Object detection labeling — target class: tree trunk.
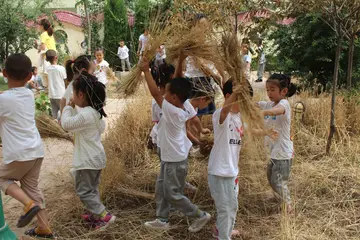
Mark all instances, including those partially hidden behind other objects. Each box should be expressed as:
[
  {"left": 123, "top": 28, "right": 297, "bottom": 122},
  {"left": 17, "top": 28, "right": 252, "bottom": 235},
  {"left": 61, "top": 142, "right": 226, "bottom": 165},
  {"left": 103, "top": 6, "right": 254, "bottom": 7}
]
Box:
[
  {"left": 346, "top": 34, "right": 355, "bottom": 89},
  {"left": 326, "top": 33, "right": 342, "bottom": 154},
  {"left": 84, "top": 0, "right": 92, "bottom": 55}
]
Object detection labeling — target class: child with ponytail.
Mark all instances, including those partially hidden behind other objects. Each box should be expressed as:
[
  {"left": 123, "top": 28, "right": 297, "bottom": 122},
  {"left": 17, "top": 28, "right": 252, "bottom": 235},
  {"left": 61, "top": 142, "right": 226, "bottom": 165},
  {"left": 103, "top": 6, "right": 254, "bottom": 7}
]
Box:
[
  {"left": 60, "top": 55, "right": 94, "bottom": 114},
  {"left": 258, "top": 73, "right": 297, "bottom": 213},
  {"left": 61, "top": 72, "right": 115, "bottom": 229}
]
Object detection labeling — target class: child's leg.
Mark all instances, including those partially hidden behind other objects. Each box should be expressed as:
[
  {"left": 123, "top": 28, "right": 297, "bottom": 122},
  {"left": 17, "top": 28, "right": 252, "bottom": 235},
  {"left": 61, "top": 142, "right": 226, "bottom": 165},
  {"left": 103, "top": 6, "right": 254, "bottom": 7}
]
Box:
[
  {"left": 208, "top": 175, "right": 238, "bottom": 240},
  {"left": 121, "top": 59, "right": 126, "bottom": 72},
  {"left": 163, "top": 160, "right": 200, "bottom": 217},
  {"left": 74, "top": 170, "right": 106, "bottom": 216},
  {"left": 155, "top": 161, "right": 170, "bottom": 220},
  {"left": 50, "top": 99, "right": 60, "bottom": 119},
  {"left": 267, "top": 159, "right": 292, "bottom": 205},
  {"left": 126, "top": 57, "right": 131, "bottom": 70}
]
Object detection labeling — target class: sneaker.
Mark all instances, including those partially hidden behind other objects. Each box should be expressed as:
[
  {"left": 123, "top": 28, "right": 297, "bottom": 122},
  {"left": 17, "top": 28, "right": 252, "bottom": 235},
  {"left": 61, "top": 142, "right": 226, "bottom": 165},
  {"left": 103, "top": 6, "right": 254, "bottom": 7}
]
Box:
[
  {"left": 92, "top": 213, "right": 116, "bottom": 230},
  {"left": 255, "top": 78, "right": 263, "bottom": 83},
  {"left": 185, "top": 182, "right": 198, "bottom": 192},
  {"left": 188, "top": 212, "right": 211, "bottom": 233},
  {"left": 81, "top": 211, "right": 93, "bottom": 222},
  {"left": 144, "top": 219, "right": 170, "bottom": 230}
]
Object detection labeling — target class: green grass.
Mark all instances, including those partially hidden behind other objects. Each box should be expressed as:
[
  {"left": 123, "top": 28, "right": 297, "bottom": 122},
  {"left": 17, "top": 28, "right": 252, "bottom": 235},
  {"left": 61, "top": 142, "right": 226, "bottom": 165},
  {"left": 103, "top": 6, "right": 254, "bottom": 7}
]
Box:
[{"left": 0, "top": 77, "right": 8, "bottom": 91}]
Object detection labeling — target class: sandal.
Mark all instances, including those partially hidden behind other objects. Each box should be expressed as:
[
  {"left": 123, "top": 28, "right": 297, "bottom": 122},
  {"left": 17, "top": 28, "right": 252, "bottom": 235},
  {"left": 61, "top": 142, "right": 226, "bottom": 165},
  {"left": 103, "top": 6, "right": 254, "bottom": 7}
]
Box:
[
  {"left": 17, "top": 205, "right": 41, "bottom": 228},
  {"left": 25, "top": 227, "right": 54, "bottom": 239}
]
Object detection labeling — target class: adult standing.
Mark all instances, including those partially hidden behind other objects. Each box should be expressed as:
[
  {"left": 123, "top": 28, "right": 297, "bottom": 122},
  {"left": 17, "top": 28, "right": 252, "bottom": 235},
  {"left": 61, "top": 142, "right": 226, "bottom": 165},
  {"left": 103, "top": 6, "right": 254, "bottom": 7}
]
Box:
[
  {"left": 137, "top": 29, "right": 150, "bottom": 59},
  {"left": 35, "top": 19, "right": 56, "bottom": 88},
  {"left": 255, "top": 40, "right": 266, "bottom": 83}
]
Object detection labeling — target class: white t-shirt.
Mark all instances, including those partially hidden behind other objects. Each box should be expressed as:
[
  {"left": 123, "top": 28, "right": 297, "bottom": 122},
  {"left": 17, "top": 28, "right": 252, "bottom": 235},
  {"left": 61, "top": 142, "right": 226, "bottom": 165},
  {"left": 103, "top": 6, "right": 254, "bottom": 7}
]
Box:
[
  {"left": 47, "top": 65, "right": 66, "bottom": 99},
  {"left": 0, "top": 88, "right": 44, "bottom": 164},
  {"left": 158, "top": 99, "right": 197, "bottom": 162},
  {"left": 244, "top": 55, "right": 252, "bottom": 64},
  {"left": 118, "top": 46, "right": 129, "bottom": 60},
  {"left": 185, "top": 57, "right": 205, "bottom": 78},
  {"left": 139, "top": 34, "right": 149, "bottom": 52},
  {"left": 258, "top": 99, "right": 294, "bottom": 160},
  {"left": 94, "top": 60, "right": 110, "bottom": 85},
  {"left": 208, "top": 109, "right": 243, "bottom": 177},
  {"left": 156, "top": 45, "right": 166, "bottom": 60},
  {"left": 61, "top": 106, "right": 106, "bottom": 170},
  {"left": 150, "top": 99, "right": 163, "bottom": 145}
]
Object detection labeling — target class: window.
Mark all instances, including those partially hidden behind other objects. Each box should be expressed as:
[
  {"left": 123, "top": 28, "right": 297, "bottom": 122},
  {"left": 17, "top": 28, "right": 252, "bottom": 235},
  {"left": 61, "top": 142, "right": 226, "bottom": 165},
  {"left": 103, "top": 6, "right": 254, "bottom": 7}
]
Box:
[{"left": 54, "top": 30, "right": 68, "bottom": 44}]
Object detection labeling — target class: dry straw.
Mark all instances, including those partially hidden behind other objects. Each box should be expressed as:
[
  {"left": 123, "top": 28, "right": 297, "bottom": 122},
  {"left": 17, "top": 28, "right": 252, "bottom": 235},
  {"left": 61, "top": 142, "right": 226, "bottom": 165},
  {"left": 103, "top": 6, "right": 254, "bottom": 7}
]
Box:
[{"left": 35, "top": 113, "right": 72, "bottom": 141}]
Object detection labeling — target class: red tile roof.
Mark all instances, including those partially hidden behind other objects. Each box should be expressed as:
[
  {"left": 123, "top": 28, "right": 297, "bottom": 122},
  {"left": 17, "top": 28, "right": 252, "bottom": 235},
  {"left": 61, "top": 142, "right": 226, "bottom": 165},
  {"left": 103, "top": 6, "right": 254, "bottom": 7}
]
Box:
[{"left": 53, "top": 10, "right": 83, "bottom": 27}]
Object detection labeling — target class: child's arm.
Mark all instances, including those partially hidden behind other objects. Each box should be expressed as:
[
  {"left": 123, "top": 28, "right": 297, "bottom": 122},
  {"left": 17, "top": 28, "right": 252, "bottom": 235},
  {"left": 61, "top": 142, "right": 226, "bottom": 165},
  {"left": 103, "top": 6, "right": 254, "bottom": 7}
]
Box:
[
  {"left": 262, "top": 104, "right": 286, "bottom": 117},
  {"left": 140, "top": 59, "right": 163, "bottom": 107},
  {"left": 175, "top": 53, "right": 186, "bottom": 78},
  {"left": 61, "top": 103, "right": 88, "bottom": 132},
  {"left": 251, "top": 128, "right": 279, "bottom": 140},
  {"left": 219, "top": 85, "right": 240, "bottom": 124},
  {"left": 186, "top": 120, "right": 202, "bottom": 145},
  {"left": 190, "top": 116, "right": 211, "bottom": 134}
]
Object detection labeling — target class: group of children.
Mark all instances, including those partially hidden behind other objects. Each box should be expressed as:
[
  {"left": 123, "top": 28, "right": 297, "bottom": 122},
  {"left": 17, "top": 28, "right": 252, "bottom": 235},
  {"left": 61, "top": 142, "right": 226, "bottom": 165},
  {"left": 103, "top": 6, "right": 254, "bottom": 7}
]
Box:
[{"left": 0, "top": 16, "right": 295, "bottom": 240}]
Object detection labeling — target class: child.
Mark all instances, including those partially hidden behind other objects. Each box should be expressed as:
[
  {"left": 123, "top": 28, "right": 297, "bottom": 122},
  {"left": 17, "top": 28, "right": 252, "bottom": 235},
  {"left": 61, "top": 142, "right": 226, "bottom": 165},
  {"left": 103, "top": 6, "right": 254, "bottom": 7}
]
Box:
[
  {"left": 141, "top": 59, "right": 211, "bottom": 232},
  {"left": 258, "top": 74, "right": 296, "bottom": 213},
  {"left": 242, "top": 44, "right": 252, "bottom": 82},
  {"left": 60, "top": 55, "right": 94, "bottom": 114},
  {"left": 117, "top": 40, "right": 131, "bottom": 72},
  {"left": 255, "top": 40, "right": 266, "bottom": 83},
  {"left": 0, "top": 53, "right": 53, "bottom": 238},
  {"left": 137, "top": 29, "right": 150, "bottom": 57},
  {"left": 208, "top": 80, "right": 243, "bottom": 240},
  {"left": 31, "top": 66, "right": 43, "bottom": 89},
  {"left": 61, "top": 72, "right": 116, "bottom": 229},
  {"left": 94, "top": 48, "right": 110, "bottom": 86},
  {"left": 46, "top": 50, "right": 66, "bottom": 120}
]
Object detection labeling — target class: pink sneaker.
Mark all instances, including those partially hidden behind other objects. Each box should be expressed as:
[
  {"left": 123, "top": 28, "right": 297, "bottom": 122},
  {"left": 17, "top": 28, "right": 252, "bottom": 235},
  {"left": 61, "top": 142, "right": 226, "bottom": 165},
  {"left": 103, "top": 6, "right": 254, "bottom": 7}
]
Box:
[
  {"left": 81, "top": 212, "right": 93, "bottom": 222},
  {"left": 92, "top": 213, "right": 116, "bottom": 230}
]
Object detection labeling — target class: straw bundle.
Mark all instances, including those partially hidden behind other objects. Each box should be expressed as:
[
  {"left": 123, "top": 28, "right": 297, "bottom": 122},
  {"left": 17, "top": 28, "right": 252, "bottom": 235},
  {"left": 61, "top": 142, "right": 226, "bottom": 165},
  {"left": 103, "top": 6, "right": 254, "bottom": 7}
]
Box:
[
  {"left": 119, "top": 15, "right": 171, "bottom": 97},
  {"left": 36, "top": 113, "right": 72, "bottom": 141}
]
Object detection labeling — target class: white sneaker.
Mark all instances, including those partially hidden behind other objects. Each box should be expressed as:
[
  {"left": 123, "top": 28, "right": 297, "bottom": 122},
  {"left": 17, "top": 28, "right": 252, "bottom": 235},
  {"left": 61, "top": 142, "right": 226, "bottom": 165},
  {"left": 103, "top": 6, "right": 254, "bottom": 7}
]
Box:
[
  {"left": 144, "top": 219, "right": 170, "bottom": 230},
  {"left": 188, "top": 212, "right": 211, "bottom": 233}
]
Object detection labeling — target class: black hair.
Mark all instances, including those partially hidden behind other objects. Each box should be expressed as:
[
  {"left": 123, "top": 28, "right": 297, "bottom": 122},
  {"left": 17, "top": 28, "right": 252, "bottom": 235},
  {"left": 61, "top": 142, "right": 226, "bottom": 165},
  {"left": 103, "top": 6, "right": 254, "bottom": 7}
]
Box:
[
  {"left": 73, "top": 72, "right": 107, "bottom": 119},
  {"left": 66, "top": 55, "right": 92, "bottom": 82},
  {"left": 267, "top": 73, "right": 297, "bottom": 97},
  {"left": 150, "top": 60, "right": 175, "bottom": 89},
  {"left": 190, "top": 13, "right": 207, "bottom": 27},
  {"left": 95, "top": 48, "right": 104, "bottom": 54},
  {"left": 5, "top": 53, "right": 32, "bottom": 81},
  {"left": 45, "top": 50, "right": 57, "bottom": 63},
  {"left": 32, "top": 66, "right": 37, "bottom": 73},
  {"left": 222, "top": 79, "right": 254, "bottom": 98},
  {"left": 40, "top": 19, "right": 54, "bottom": 36},
  {"left": 168, "top": 77, "right": 192, "bottom": 103}
]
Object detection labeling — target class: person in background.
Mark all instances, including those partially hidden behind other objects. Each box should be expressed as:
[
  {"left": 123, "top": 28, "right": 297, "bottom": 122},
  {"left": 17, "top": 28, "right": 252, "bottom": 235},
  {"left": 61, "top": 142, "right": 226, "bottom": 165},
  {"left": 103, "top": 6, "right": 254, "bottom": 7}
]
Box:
[
  {"left": 118, "top": 40, "right": 131, "bottom": 72},
  {"left": 258, "top": 74, "right": 297, "bottom": 213},
  {"left": 94, "top": 48, "right": 110, "bottom": 86},
  {"left": 61, "top": 72, "right": 116, "bottom": 229},
  {"left": 46, "top": 50, "right": 66, "bottom": 121},
  {"left": 256, "top": 40, "right": 266, "bottom": 83},
  {"left": 137, "top": 29, "right": 150, "bottom": 58},
  {"left": 0, "top": 53, "right": 54, "bottom": 238},
  {"left": 242, "top": 44, "right": 252, "bottom": 82},
  {"left": 141, "top": 58, "right": 211, "bottom": 232},
  {"left": 29, "top": 67, "right": 43, "bottom": 90},
  {"left": 155, "top": 44, "right": 166, "bottom": 67}
]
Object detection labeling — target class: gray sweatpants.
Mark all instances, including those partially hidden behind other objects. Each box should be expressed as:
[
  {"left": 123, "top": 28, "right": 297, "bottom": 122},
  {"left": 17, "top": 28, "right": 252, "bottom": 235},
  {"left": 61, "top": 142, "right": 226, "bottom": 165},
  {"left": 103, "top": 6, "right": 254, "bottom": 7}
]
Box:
[
  {"left": 121, "top": 57, "right": 131, "bottom": 71},
  {"left": 74, "top": 169, "right": 106, "bottom": 216},
  {"left": 257, "top": 62, "right": 266, "bottom": 80},
  {"left": 208, "top": 175, "right": 239, "bottom": 240},
  {"left": 50, "top": 98, "right": 60, "bottom": 120},
  {"left": 156, "top": 160, "right": 199, "bottom": 219},
  {"left": 267, "top": 159, "right": 292, "bottom": 204}
]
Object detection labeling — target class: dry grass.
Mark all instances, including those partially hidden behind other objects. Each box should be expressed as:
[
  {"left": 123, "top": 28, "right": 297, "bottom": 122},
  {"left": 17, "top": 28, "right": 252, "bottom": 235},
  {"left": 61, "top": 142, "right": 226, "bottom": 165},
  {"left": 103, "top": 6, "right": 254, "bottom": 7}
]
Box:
[
  {"left": 35, "top": 113, "right": 72, "bottom": 141},
  {"left": 44, "top": 87, "right": 360, "bottom": 239}
]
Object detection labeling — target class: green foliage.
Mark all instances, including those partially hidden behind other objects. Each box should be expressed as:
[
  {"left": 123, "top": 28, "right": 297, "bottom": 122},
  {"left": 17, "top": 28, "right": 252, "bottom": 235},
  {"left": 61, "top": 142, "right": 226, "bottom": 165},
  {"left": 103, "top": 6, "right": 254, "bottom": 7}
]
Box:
[
  {"left": 269, "top": 13, "right": 360, "bottom": 90},
  {"left": 104, "top": 0, "right": 131, "bottom": 67},
  {"left": 134, "top": 0, "right": 150, "bottom": 43},
  {"left": 35, "top": 92, "right": 51, "bottom": 116}
]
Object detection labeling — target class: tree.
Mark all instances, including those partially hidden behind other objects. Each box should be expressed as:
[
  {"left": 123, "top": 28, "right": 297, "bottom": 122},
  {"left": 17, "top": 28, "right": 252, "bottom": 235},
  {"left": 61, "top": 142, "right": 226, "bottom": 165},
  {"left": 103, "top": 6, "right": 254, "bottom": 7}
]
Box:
[
  {"left": 134, "top": 0, "right": 150, "bottom": 41},
  {"left": 104, "top": 0, "right": 131, "bottom": 67},
  {"left": 0, "top": 0, "right": 53, "bottom": 64}
]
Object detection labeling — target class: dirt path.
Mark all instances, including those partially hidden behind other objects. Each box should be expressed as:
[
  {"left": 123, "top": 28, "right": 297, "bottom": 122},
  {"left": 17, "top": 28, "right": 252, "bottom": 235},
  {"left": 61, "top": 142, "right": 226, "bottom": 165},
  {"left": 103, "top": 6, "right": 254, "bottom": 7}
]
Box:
[{"left": 2, "top": 98, "right": 126, "bottom": 239}]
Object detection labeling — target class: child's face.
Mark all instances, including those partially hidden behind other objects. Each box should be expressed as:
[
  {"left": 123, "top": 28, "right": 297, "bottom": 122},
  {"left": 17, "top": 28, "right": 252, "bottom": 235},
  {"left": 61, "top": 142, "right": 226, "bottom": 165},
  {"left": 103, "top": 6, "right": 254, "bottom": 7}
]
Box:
[
  {"left": 33, "top": 68, "right": 38, "bottom": 75},
  {"left": 266, "top": 81, "right": 287, "bottom": 102},
  {"left": 95, "top": 51, "right": 104, "bottom": 62},
  {"left": 120, "top": 41, "right": 124, "bottom": 47},
  {"left": 198, "top": 97, "right": 212, "bottom": 110},
  {"left": 144, "top": 30, "right": 149, "bottom": 35}
]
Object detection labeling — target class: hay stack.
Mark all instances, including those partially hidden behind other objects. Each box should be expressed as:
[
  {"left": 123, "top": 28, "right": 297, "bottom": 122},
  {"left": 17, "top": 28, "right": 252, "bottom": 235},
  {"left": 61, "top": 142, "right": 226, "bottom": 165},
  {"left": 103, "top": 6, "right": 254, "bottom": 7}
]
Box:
[{"left": 36, "top": 113, "right": 72, "bottom": 141}]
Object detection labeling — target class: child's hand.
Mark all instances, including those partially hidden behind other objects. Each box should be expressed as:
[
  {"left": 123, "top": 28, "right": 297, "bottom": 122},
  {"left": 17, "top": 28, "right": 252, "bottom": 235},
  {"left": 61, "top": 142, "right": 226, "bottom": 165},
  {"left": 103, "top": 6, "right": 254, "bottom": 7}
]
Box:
[
  {"left": 140, "top": 58, "right": 150, "bottom": 73},
  {"left": 68, "top": 99, "right": 75, "bottom": 108},
  {"left": 201, "top": 128, "right": 211, "bottom": 135},
  {"left": 266, "top": 128, "right": 279, "bottom": 140}
]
